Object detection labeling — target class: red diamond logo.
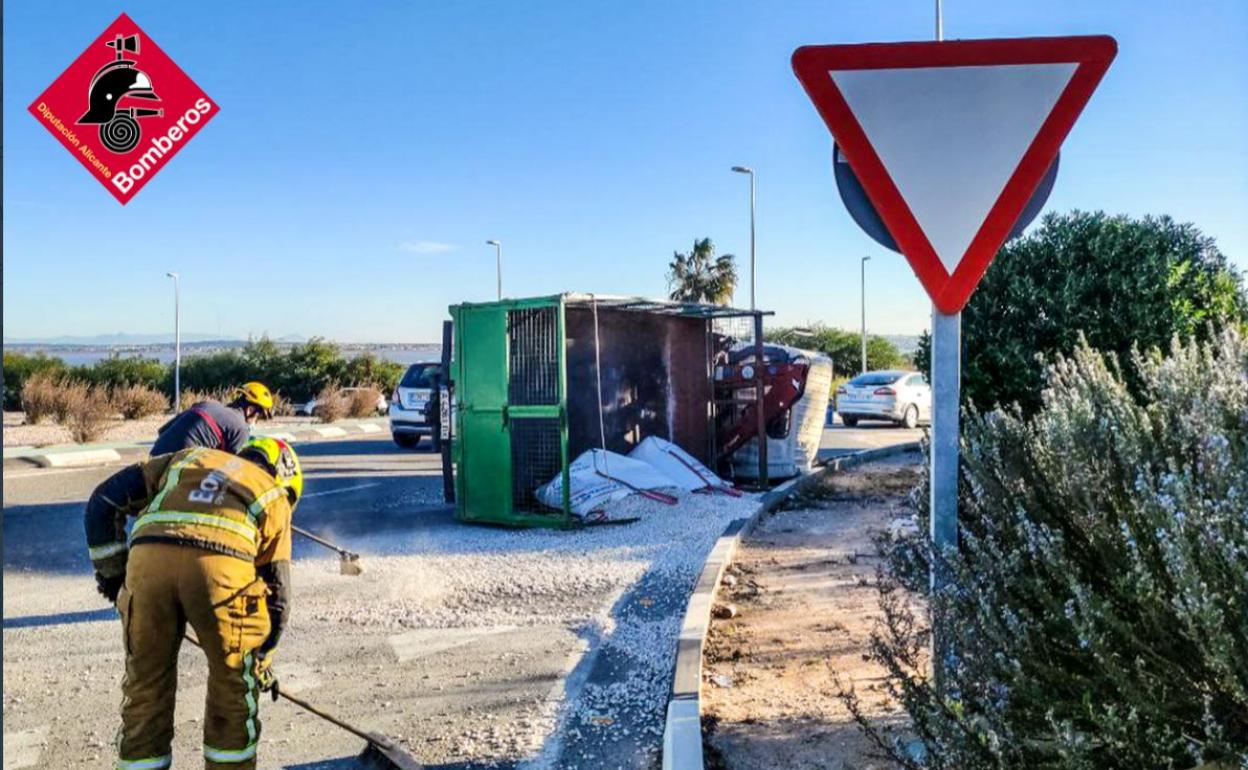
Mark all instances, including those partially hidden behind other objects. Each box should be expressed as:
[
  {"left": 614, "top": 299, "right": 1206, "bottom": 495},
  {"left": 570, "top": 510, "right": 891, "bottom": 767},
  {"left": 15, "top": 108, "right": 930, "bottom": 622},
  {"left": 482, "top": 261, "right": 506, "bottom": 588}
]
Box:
[{"left": 28, "top": 13, "right": 218, "bottom": 205}]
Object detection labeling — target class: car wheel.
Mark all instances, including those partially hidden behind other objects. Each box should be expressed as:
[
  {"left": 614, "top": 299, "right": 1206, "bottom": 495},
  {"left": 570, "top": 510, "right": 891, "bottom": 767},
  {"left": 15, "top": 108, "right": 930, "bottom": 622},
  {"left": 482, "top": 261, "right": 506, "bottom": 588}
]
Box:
[
  {"left": 393, "top": 433, "right": 419, "bottom": 449},
  {"left": 841, "top": 415, "right": 859, "bottom": 427},
  {"left": 901, "top": 405, "right": 919, "bottom": 429}
]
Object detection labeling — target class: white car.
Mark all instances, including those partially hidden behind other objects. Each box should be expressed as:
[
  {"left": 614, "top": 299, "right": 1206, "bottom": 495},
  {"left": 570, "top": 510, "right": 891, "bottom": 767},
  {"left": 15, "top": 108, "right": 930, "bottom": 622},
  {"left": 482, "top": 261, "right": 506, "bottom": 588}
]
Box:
[
  {"left": 836, "top": 370, "right": 931, "bottom": 428},
  {"left": 389, "top": 362, "right": 440, "bottom": 449},
  {"left": 295, "top": 387, "right": 389, "bottom": 417}
]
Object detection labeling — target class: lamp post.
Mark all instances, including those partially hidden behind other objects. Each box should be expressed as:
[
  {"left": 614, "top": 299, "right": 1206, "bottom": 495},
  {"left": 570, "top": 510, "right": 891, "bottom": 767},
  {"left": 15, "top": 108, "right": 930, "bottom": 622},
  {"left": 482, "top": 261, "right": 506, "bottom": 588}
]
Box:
[
  {"left": 860, "top": 256, "right": 871, "bottom": 374},
  {"left": 486, "top": 240, "right": 502, "bottom": 300},
  {"left": 730, "top": 166, "right": 756, "bottom": 310},
  {"left": 166, "top": 272, "right": 181, "bottom": 411}
]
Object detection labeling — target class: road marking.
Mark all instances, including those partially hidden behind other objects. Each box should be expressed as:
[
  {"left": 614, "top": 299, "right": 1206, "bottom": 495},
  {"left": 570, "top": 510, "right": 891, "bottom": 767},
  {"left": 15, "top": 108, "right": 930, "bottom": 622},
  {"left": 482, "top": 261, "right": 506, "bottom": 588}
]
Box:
[
  {"left": 388, "top": 625, "right": 518, "bottom": 662},
  {"left": 301, "top": 482, "right": 382, "bottom": 499}
]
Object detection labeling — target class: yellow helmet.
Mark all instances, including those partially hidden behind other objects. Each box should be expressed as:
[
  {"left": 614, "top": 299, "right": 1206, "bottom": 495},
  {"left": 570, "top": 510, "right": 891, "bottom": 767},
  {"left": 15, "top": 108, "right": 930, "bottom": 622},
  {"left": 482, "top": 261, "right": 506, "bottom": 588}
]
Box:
[
  {"left": 233, "top": 381, "right": 275, "bottom": 418},
  {"left": 243, "top": 436, "right": 303, "bottom": 507}
]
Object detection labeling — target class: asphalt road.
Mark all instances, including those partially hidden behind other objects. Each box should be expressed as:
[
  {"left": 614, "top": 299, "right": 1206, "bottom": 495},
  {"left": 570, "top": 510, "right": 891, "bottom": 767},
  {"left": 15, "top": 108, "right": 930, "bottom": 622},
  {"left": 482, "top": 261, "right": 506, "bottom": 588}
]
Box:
[
  {"left": 2, "top": 425, "right": 920, "bottom": 769},
  {"left": 3, "top": 436, "right": 448, "bottom": 575}
]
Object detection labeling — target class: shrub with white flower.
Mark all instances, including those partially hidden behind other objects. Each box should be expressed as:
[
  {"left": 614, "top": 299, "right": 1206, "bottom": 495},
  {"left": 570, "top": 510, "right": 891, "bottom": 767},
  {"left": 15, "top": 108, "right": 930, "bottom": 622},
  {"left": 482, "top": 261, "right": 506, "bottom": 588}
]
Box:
[{"left": 863, "top": 329, "right": 1248, "bottom": 769}]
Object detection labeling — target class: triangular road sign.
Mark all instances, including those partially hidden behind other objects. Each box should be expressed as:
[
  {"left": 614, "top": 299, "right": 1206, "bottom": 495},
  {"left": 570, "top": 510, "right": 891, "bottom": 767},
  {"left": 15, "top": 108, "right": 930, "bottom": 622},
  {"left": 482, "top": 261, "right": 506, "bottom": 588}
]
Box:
[{"left": 793, "top": 36, "right": 1116, "bottom": 313}]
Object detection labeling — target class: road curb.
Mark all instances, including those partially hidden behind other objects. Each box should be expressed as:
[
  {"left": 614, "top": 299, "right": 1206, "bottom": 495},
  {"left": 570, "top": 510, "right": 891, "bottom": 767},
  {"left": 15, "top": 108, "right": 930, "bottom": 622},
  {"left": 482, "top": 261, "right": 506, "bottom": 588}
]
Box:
[
  {"left": 660, "top": 441, "right": 922, "bottom": 770},
  {"left": 31, "top": 448, "right": 125, "bottom": 469},
  {"left": 3, "top": 419, "right": 390, "bottom": 471}
]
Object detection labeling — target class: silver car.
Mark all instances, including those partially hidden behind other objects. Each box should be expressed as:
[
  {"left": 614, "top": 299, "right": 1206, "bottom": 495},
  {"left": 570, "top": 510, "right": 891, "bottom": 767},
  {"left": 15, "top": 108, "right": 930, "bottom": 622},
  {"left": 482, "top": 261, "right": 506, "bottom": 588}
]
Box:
[{"left": 836, "top": 370, "right": 931, "bottom": 428}]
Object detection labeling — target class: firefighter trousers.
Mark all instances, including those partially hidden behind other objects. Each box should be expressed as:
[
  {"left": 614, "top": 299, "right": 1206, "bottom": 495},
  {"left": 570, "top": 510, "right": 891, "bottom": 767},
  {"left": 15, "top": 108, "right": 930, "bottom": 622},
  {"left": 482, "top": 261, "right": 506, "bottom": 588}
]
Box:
[{"left": 115, "top": 542, "right": 271, "bottom": 770}]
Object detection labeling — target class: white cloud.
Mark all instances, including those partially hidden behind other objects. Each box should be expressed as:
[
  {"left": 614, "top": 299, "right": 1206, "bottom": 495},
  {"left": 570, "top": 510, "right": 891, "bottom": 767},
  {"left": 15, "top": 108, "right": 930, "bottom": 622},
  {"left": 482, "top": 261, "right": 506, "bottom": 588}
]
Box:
[{"left": 397, "top": 240, "right": 458, "bottom": 254}]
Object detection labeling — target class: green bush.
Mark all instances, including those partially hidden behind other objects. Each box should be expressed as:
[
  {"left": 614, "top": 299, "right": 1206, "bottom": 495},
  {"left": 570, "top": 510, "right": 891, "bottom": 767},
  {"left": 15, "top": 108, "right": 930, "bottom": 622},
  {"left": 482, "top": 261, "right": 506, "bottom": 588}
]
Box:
[
  {"left": 864, "top": 330, "right": 1248, "bottom": 769},
  {"left": 78, "top": 355, "right": 168, "bottom": 392},
  {"left": 767, "top": 324, "right": 908, "bottom": 377},
  {"left": 915, "top": 210, "right": 1247, "bottom": 414},
  {"left": 3, "top": 352, "right": 69, "bottom": 411},
  {"left": 6, "top": 338, "right": 408, "bottom": 413}
]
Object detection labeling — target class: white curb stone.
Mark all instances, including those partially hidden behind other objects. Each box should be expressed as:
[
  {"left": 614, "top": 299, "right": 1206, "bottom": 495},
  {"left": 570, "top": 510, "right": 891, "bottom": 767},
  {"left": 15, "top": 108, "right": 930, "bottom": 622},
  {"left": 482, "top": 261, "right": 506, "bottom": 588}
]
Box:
[
  {"left": 311, "top": 426, "right": 348, "bottom": 438},
  {"left": 34, "top": 449, "right": 123, "bottom": 468}
]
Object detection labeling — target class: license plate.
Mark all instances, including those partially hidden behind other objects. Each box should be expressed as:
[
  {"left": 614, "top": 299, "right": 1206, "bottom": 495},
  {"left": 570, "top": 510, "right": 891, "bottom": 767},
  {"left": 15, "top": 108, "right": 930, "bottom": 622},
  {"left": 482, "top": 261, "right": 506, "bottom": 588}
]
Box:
[{"left": 439, "top": 386, "right": 451, "bottom": 440}]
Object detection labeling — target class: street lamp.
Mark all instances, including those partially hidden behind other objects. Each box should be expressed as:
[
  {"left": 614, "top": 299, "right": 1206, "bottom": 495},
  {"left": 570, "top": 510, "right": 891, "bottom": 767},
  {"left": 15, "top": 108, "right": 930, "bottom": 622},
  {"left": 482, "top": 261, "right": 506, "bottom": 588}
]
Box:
[
  {"left": 166, "top": 272, "right": 181, "bottom": 411},
  {"left": 860, "top": 256, "right": 871, "bottom": 374},
  {"left": 486, "top": 240, "right": 502, "bottom": 300},
  {"left": 731, "top": 166, "right": 756, "bottom": 310}
]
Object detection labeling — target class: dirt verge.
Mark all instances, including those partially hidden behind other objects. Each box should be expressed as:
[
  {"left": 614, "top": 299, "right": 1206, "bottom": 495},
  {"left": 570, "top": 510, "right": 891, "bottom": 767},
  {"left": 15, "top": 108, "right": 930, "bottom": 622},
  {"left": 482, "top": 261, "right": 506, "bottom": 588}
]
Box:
[{"left": 701, "top": 454, "right": 925, "bottom": 770}]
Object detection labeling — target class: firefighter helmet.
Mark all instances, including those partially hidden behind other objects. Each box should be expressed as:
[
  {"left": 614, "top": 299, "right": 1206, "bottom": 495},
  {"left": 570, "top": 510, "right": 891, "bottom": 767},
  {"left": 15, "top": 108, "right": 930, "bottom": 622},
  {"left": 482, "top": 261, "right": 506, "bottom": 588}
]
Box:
[
  {"left": 232, "top": 382, "right": 275, "bottom": 419},
  {"left": 242, "top": 437, "right": 303, "bottom": 507}
]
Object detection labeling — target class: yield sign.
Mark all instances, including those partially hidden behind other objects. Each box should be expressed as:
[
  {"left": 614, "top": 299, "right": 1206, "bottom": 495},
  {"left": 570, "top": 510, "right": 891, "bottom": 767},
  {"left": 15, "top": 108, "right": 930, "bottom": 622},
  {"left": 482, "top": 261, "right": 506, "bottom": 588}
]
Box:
[{"left": 793, "top": 36, "right": 1116, "bottom": 313}]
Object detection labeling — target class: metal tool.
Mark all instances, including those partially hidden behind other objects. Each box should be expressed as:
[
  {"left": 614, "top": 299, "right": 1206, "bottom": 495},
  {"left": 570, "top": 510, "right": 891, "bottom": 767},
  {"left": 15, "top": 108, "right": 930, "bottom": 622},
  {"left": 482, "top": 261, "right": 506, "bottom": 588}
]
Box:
[
  {"left": 293, "top": 525, "right": 363, "bottom": 576},
  {"left": 183, "top": 635, "right": 421, "bottom": 769}
]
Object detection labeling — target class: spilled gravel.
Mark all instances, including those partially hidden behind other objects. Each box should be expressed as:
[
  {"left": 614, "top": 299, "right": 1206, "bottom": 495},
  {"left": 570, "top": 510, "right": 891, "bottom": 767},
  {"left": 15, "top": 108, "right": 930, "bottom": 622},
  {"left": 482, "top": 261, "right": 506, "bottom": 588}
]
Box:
[
  {"left": 3, "top": 481, "right": 759, "bottom": 769},
  {"left": 299, "top": 488, "right": 761, "bottom": 768}
]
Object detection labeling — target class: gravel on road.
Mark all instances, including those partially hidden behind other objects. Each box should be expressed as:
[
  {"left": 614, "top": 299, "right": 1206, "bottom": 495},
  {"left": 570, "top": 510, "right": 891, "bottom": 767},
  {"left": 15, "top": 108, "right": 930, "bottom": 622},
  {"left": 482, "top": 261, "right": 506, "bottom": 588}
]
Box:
[{"left": 3, "top": 482, "right": 760, "bottom": 769}]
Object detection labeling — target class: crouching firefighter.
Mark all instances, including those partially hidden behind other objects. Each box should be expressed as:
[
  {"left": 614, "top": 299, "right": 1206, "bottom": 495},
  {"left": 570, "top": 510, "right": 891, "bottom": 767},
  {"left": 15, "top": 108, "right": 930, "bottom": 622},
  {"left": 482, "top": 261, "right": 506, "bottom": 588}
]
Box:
[
  {"left": 151, "top": 381, "right": 276, "bottom": 456},
  {"left": 85, "top": 437, "right": 303, "bottom": 770}
]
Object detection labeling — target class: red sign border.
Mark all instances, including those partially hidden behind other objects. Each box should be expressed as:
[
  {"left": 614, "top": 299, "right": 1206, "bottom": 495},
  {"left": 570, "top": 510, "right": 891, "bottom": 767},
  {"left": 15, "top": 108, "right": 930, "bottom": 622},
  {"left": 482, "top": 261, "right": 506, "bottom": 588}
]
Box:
[{"left": 793, "top": 36, "right": 1117, "bottom": 313}]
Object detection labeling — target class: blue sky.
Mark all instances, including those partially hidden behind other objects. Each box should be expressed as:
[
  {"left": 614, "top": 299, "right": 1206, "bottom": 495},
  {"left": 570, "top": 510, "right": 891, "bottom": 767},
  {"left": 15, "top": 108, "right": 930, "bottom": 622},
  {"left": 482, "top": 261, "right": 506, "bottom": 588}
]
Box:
[{"left": 4, "top": 0, "right": 1246, "bottom": 343}]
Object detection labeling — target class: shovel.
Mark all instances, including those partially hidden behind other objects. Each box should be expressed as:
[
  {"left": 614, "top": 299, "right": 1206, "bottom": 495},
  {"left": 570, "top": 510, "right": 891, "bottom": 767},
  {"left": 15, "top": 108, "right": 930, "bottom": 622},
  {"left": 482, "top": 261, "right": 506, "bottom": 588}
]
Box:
[
  {"left": 184, "top": 635, "right": 422, "bottom": 769},
  {"left": 293, "top": 525, "right": 364, "bottom": 575}
]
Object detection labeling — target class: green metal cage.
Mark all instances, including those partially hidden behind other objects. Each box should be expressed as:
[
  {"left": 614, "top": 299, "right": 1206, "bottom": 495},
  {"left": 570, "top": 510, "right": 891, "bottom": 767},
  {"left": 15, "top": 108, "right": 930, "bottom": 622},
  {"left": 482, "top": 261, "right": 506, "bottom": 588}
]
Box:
[{"left": 449, "top": 293, "right": 770, "bottom": 529}]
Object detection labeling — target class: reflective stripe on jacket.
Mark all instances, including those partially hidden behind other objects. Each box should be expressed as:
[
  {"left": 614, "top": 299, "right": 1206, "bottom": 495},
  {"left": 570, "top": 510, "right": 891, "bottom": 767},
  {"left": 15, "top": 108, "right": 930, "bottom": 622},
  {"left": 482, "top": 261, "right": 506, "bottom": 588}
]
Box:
[{"left": 129, "top": 448, "right": 292, "bottom": 564}]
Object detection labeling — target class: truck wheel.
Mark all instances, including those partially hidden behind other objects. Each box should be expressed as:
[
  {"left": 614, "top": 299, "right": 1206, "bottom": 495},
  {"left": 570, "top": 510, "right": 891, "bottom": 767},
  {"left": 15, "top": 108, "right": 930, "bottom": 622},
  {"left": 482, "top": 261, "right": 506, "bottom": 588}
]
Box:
[
  {"left": 393, "top": 433, "right": 419, "bottom": 449},
  {"left": 841, "top": 415, "right": 859, "bottom": 427}
]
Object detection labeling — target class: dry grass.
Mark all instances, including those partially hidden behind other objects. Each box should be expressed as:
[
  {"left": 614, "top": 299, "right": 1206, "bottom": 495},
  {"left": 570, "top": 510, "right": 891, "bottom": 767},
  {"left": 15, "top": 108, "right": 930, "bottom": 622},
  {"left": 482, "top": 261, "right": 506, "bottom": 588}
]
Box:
[
  {"left": 20, "top": 373, "right": 62, "bottom": 424},
  {"left": 54, "top": 381, "right": 93, "bottom": 424},
  {"left": 270, "top": 391, "right": 295, "bottom": 418},
  {"left": 111, "top": 383, "right": 169, "bottom": 420},
  {"left": 346, "top": 386, "right": 382, "bottom": 418},
  {"left": 312, "top": 384, "right": 348, "bottom": 423},
  {"left": 178, "top": 388, "right": 229, "bottom": 412},
  {"left": 66, "top": 387, "right": 114, "bottom": 443}
]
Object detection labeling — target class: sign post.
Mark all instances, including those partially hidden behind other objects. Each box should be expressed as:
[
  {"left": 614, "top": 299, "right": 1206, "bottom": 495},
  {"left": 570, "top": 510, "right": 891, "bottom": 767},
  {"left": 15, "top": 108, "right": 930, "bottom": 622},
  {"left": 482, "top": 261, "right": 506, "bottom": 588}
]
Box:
[{"left": 792, "top": 33, "right": 1115, "bottom": 686}]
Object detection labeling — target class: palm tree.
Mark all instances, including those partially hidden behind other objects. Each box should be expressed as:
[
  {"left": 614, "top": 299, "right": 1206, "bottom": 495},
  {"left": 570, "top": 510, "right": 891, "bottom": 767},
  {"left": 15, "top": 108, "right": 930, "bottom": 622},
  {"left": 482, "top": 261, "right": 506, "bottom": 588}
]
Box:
[{"left": 667, "top": 238, "right": 738, "bottom": 305}]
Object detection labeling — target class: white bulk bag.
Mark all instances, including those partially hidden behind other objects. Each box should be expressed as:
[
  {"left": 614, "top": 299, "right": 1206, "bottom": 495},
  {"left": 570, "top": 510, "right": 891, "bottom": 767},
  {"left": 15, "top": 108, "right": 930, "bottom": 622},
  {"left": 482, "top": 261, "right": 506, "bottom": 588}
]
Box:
[
  {"left": 538, "top": 448, "right": 678, "bottom": 515},
  {"left": 627, "top": 437, "right": 736, "bottom": 494}
]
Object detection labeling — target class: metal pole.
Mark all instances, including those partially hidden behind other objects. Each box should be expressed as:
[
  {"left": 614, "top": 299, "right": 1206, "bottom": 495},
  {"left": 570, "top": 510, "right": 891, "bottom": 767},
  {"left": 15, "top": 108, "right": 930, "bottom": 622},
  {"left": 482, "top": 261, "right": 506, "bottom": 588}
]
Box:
[
  {"left": 860, "top": 256, "right": 870, "bottom": 373},
  {"left": 167, "top": 272, "right": 180, "bottom": 411},
  {"left": 929, "top": 308, "right": 959, "bottom": 681},
  {"left": 753, "top": 312, "right": 767, "bottom": 487},
  {"left": 486, "top": 240, "right": 502, "bottom": 300},
  {"left": 930, "top": 0, "right": 955, "bottom": 693},
  {"left": 749, "top": 171, "right": 756, "bottom": 311},
  {"left": 731, "top": 166, "right": 756, "bottom": 310}
]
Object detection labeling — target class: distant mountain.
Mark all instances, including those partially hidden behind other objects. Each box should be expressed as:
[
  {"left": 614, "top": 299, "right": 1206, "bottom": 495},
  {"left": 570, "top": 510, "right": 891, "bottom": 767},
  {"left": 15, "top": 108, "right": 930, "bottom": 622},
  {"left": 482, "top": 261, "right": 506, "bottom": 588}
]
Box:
[{"left": 4, "top": 333, "right": 240, "bottom": 346}]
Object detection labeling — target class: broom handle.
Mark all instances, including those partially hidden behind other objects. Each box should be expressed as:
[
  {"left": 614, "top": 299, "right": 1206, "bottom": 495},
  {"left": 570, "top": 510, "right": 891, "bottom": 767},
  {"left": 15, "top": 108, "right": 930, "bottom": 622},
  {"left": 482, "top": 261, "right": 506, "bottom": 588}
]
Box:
[
  {"left": 183, "top": 635, "right": 374, "bottom": 743},
  {"left": 270, "top": 688, "right": 375, "bottom": 743},
  {"left": 292, "top": 525, "right": 353, "bottom": 557}
]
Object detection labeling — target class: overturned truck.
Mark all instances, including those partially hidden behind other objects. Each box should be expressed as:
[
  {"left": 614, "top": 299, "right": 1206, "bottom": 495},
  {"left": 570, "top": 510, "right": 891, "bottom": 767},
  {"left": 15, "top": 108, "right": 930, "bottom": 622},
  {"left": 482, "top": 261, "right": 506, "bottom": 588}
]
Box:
[{"left": 440, "top": 294, "right": 830, "bottom": 528}]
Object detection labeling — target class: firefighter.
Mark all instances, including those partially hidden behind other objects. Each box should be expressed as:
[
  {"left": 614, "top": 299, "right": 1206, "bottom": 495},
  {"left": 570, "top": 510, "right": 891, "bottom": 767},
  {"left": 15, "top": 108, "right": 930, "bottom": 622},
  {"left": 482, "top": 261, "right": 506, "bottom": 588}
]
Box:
[
  {"left": 151, "top": 382, "right": 275, "bottom": 456},
  {"left": 86, "top": 436, "right": 302, "bottom": 770}
]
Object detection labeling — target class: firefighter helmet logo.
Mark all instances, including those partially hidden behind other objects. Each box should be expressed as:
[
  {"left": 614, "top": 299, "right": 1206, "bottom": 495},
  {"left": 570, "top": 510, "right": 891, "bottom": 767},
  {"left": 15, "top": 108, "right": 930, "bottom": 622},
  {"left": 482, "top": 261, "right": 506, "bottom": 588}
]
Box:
[
  {"left": 77, "top": 34, "right": 164, "bottom": 154},
  {"left": 28, "top": 13, "right": 218, "bottom": 204}
]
